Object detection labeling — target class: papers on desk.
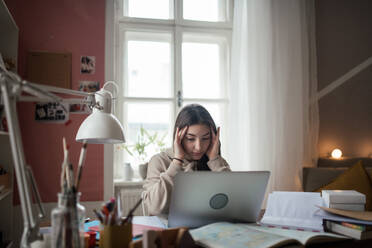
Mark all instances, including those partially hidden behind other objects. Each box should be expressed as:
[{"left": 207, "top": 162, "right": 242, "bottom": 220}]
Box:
[
  {"left": 132, "top": 216, "right": 166, "bottom": 237},
  {"left": 132, "top": 216, "right": 167, "bottom": 228},
  {"left": 260, "top": 192, "right": 324, "bottom": 231},
  {"left": 84, "top": 216, "right": 166, "bottom": 240}
]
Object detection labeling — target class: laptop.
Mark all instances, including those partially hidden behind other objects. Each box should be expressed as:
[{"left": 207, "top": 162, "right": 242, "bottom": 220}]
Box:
[{"left": 168, "top": 171, "right": 270, "bottom": 228}]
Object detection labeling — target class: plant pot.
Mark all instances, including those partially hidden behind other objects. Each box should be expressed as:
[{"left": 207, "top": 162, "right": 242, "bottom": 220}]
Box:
[{"left": 138, "top": 163, "right": 148, "bottom": 180}]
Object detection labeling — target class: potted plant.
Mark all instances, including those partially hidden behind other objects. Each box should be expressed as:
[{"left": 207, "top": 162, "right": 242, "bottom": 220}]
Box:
[{"left": 117, "top": 126, "right": 167, "bottom": 179}]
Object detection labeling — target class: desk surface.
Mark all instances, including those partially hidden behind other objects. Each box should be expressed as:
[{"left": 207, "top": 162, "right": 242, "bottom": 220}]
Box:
[{"left": 306, "top": 239, "right": 372, "bottom": 248}]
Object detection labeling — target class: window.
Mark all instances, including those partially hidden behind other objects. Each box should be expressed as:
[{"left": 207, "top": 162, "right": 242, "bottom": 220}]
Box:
[{"left": 112, "top": 0, "right": 233, "bottom": 179}]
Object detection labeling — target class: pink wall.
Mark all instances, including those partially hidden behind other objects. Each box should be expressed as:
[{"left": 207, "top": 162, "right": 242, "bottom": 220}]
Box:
[{"left": 5, "top": 0, "right": 106, "bottom": 202}]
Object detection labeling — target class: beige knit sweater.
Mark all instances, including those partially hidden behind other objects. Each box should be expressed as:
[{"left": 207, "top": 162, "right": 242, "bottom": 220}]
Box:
[{"left": 142, "top": 148, "right": 230, "bottom": 216}]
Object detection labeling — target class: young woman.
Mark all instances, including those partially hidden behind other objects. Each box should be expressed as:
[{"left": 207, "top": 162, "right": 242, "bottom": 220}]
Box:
[{"left": 142, "top": 104, "right": 230, "bottom": 215}]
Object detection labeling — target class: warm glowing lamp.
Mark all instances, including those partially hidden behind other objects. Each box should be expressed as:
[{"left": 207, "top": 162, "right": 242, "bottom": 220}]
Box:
[{"left": 331, "top": 148, "right": 342, "bottom": 159}]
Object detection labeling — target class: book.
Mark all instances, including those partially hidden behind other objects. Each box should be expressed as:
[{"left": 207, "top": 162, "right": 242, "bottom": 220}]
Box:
[
  {"left": 329, "top": 202, "right": 365, "bottom": 211},
  {"left": 189, "top": 222, "right": 346, "bottom": 248},
  {"left": 341, "top": 222, "right": 372, "bottom": 231},
  {"left": 322, "top": 190, "right": 366, "bottom": 205},
  {"left": 324, "top": 220, "right": 372, "bottom": 240}
]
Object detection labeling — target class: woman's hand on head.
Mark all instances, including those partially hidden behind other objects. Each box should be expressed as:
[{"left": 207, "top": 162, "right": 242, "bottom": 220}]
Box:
[
  {"left": 174, "top": 126, "right": 188, "bottom": 161},
  {"left": 206, "top": 127, "right": 220, "bottom": 161}
]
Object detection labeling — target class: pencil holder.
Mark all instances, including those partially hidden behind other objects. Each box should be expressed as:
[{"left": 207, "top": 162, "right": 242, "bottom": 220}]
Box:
[
  {"left": 99, "top": 222, "right": 132, "bottom": 248},
  {"left": 51, "top": 192, "right": 86, "bottom": 248}
]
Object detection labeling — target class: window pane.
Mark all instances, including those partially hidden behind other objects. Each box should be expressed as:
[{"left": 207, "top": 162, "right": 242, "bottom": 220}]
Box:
[
  {"left": 183, "top": 0, "right": 228, "bottom": 22},
  {"left": 182, "top": 42, "right": 222, "bottom": 99},
  {"left": 126, "top": 33, "right": 172, "bottom": 98},
  {"left": 125, "top": 0, "right": 172, "bottom": 19},
  {"left": 122, "top": 102, "right": 172, "bottom": 168}
]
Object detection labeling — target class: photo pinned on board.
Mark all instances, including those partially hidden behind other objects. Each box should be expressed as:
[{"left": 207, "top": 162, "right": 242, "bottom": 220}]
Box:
[
  {"left": 35, "top": 102, "right": 69, "bottom": 123},
  {"left": 78, "top": 80, "right": 100, "bottom": 93},
  {"left": 80, "top": 56, "right": 95, "bottom": 74}
]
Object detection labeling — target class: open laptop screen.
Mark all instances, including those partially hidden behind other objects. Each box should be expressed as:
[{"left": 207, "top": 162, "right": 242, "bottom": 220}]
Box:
[{"left": 168, "top": 171, "right": 270, "bottom": 228}]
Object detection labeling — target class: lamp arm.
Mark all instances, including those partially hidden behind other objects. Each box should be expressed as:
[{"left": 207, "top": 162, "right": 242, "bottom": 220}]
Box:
[
  {"left": 27, "top": 165, "right": 46, "bottom": 220},
  {"left": 28, "top": 82, "right": 92, "bottom": 97},
  {"left": 101, "top": 81, "right": 119, "bottom": 113},
  {"left": 1, "top": 66, "right": 95, "bottom": 105},
  {"left": 0, "top": 67, "right": 95, "bottom": 247},
  {"left": 0, "top": 81, "right": 40, "bottom": 247},
  {"left": 1, "top": 64, "right": 124, "bottom": 246},
  {"left": 102, "top": 81, "right": 118, "bottom": 98}
]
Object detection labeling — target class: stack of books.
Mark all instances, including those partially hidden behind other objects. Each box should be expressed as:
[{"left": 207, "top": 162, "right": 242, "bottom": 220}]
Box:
[
  {"left": 322, "top": 190, "right": 365, "bottom": 211},
  {"left": 323, "top": 220, "right": 372, "bottom": 240}
]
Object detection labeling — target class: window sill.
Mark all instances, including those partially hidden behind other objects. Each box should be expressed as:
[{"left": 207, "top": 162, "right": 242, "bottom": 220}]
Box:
[{"left": 114, "top": 178, "right": 144, "bottom": 187}]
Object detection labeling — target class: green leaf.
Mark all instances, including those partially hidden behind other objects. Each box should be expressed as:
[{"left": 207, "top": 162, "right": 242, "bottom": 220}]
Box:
[
  {"left": 124, "top": 146, "right": 133, "bottom": 156},
  {"left": 118, "top": 126, "right": 168, "bottom": 162}
]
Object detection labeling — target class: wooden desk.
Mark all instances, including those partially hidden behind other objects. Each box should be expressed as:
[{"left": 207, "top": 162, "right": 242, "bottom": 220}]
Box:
[{"left": 306, "top": 239, "right": 372, "bottom": 248}]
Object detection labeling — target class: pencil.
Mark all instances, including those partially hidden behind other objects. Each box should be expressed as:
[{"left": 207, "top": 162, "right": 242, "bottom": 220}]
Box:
[{"left": 75, "top": 142, "right": 88, "bottom": 191}]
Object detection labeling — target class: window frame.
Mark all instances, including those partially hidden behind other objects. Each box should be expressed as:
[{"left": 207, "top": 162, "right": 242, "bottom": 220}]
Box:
[{"left": 108, "top": 0, "right": 233, "bottom": 184}]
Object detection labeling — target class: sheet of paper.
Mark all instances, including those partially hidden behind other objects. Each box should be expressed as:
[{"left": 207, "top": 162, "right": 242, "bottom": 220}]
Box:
[
  {"left": 132, "top": 216, "right": 167, "bottom": 228},
  {"left": 260, "top": 192, "right": 324, "bottom": 231},
  {"left": 132, "top": 223, "right": 164, "bottom": 237},
  {"left": 85, "top": 220, "right": 101, "bottom": 239}
]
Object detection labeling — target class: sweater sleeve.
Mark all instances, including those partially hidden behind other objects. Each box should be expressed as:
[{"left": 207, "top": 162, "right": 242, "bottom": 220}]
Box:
[
  {"left": 207, "top": 155, "right": 231, "bottom": 172},
  {"left": 142, "top": 154, "right": 182, "bottom": 215}
]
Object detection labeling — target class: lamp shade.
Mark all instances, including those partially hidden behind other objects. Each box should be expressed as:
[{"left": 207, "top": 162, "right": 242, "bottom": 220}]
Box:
[{"left": 76, "top": 110, "right": 125, "bottom": 144}]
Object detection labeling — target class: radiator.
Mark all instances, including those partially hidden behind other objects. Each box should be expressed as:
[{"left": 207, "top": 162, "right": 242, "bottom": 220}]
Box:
[{"left": 120, "top": 187, "right": 144, "bottom": 216}]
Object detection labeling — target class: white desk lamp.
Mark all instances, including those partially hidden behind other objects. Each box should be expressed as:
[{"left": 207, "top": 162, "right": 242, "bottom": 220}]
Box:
[{"left": 0, "top": 62, "right": 125, "bottom": 247}]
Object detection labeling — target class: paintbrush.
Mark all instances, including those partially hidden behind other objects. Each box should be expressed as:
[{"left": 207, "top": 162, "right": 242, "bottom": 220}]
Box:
[
  {"left": 61, "top": 137, "right": 68, "bottom": 193},
  {"left": 75, "top": 142, "right": 88, "bottom": 191}
]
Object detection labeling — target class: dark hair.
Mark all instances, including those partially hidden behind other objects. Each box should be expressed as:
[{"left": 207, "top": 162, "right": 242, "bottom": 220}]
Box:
[{"left": 173, "top": 104, "right": 218, "bottom": 170}]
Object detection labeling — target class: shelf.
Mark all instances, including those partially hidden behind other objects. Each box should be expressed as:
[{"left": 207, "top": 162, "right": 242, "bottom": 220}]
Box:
[{"left": 0, "top": 188, "right": 11, "bottom": 201}]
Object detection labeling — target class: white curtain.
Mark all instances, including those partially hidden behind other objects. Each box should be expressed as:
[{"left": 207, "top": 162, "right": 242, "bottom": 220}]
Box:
[{"left": 227, "top": 0, "right": 319, "bottom": 193}]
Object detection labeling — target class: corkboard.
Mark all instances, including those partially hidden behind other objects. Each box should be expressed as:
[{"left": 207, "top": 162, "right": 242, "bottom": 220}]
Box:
[{"left": 26, "top": 51, "right": 71, "bottom": 89}]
